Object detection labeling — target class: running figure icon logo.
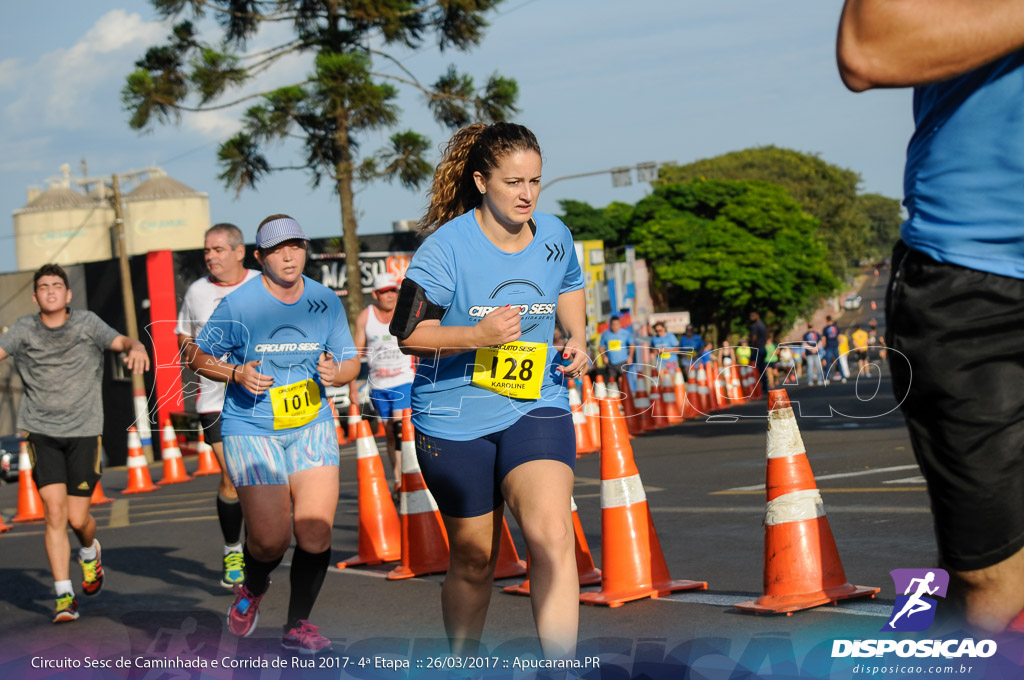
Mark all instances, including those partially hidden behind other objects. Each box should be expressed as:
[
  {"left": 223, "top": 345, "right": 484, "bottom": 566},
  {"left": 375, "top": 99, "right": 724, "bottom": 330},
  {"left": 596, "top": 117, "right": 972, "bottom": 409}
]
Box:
[{"left": 882, "top": 568, "right": 950, "bottom": 632}]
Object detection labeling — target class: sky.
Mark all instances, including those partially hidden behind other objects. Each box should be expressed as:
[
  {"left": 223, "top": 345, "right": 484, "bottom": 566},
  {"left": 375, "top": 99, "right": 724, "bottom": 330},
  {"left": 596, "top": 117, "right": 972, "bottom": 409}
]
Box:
[{"left": 0, "top": 1, "right": 914, "bottom": 275}]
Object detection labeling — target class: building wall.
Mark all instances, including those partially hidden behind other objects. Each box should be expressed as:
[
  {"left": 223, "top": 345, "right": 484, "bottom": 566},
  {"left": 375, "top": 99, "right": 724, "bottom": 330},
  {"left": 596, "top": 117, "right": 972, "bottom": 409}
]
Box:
[
  {"left": 124, "top": 195, "right": 211, "bottom": 255},
  {"left": 13, "top": 206, "right": 114, "bottom": 271}
]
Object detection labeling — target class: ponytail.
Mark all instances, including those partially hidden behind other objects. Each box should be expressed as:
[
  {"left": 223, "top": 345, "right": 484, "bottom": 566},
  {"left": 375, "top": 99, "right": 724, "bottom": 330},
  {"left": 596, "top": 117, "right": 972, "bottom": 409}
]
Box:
[{"left": 419, "top": 122, "right": 541, "bottom": 235}]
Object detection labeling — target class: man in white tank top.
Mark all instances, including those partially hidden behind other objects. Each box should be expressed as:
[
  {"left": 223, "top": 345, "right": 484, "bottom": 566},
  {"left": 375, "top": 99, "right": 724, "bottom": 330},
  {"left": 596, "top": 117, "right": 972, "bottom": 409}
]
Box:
[
  {"left": 175, "top": 224, "right": 260, "bottom": 588},
  {"left": 353, "top": 273, "right": 416, "bottom": 499}
]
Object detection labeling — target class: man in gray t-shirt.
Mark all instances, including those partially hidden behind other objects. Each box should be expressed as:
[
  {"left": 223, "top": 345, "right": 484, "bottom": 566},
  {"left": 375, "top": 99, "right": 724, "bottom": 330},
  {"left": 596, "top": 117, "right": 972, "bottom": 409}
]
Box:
[{"left": 0, "top": 264, "right": 149, "bottom": 624}]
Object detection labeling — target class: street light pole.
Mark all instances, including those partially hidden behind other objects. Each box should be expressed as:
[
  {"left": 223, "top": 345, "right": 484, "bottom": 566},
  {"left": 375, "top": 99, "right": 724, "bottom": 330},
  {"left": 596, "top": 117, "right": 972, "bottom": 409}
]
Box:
[
  {"left": 543, "top": 160, "right": 675, "bottom": 190},
  {"left": 110, "top": 175, "right": 155, "bottom": 463}
]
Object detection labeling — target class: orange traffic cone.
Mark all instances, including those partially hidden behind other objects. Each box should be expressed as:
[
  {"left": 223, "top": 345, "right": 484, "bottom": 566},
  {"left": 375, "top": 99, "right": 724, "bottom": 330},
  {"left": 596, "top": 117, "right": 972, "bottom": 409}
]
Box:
[
  {"left": 696, "top": 366, "right": 712, "bottom": 412},
  {"left": 659, "top": 374, "right": 683, "bottom": 425},
  {"left": 735, "top": 389, "right": 879, "bottom": 614},
  {"left": 647, "top": 374, "right": 668, "bottom": 429},
  {"left": 375, "top": 418, "right": 387, "bottom": 439},
  {"left": 581, "top": 376, "right": 601, "bottom": 449},
  {"left": 570, "top": 384, "right": 599, "bottom": 456},
  {"left": 633, "top": 375, "right": 655, "bottom": 433},
  {"left": 594, "top": 375, "right": 607, "bottom": 399},
  {"left": 681, "top": 371, "right": 700, "bottom": 420},
  {"left": 0, "top": 512, "right": 10, "bottom": 533},
  {"left": 503, "top": 496, "right": 602, "bottom": 596},
  {"left": 580, "top": 399, "right": 707, "bottom": 607},
  {"left": 388, "top": 411, "right": 450, "bottom": 579},
  {"left": 337, "top": 420, "right": 401, "bottom": 567},
  {"left": 617, "top": 375, "right": 643, "bottom": 436},
  {"left": 328, "top": 400, "right": 348, "bottom": 446},
  {"left": 90, "top": 481, "right": 114, "bottom": 506},
  {"left": 706, "top": 362, "right": 722, "bottom": 412},
  {"left": 157, "top": 420, "right": 192, "bottom": 485},
  {"left": 674, "top": 369, "right": 688, "bottom": 416},
  {"left": 192, "top": 430, "right": 221, "bottom": 477},
  {"left": 494, "top": 517, "right": 527, "bottom": 579},
  {"left": 13, "top": 441, "right": 45, "bottom": 522},
  {"left": 347, "top": 403, "right": 362, "bottom": 442},
  {"left": 122, "top": 427, "right": 159, "bottom": 495}
]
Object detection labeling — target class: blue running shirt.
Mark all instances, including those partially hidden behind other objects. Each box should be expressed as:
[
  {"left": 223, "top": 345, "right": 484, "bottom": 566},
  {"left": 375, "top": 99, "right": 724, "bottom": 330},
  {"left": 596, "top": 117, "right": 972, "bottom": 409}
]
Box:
[
  {"left": 903, "top": 51, "right": 1024, "bottom": 279},
  {"left": 195, "top": 275, "right": 357, "bottom": 436},
  {"left": 404, "top": 210, "right": 584, "bottom": 440}
]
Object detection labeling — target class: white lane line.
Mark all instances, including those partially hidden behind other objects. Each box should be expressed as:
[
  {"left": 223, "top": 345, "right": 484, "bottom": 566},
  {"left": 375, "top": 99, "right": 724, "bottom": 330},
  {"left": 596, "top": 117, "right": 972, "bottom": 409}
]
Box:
[
  {"left": 651, "top": 506, "right": 929, "bottom": 514},
  {"left": 725, "top": 465, "right": 920, "bottom": 492},
  {"left": 883, "top": 476, "right": 925, "bottom": 485},
  {"left": 658, "top": 592, "right": 891, "bottom": 618}
]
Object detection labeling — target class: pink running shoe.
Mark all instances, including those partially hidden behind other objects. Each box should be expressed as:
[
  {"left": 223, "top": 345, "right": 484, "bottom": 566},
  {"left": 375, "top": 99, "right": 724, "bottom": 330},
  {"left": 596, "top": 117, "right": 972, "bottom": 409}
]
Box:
[
  {"left": 281, "top": 620, "right": 332, "bottom": 654},
  {"left": 227, "top": 583, "right": 267, "bottom": 637}
]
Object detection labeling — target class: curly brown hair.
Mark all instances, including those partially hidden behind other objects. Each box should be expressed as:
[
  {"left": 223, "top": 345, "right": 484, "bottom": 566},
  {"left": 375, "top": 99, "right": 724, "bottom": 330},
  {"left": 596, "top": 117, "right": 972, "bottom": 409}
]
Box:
[{"left": 419, "top": 122, "right": 541, "bottom": 235}]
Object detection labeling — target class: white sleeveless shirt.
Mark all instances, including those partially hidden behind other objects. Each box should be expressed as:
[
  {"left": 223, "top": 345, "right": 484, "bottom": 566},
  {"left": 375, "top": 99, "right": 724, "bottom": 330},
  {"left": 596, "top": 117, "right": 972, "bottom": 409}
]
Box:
[{"left": 365, "top": 306, "right": 415, "bottom": 390}]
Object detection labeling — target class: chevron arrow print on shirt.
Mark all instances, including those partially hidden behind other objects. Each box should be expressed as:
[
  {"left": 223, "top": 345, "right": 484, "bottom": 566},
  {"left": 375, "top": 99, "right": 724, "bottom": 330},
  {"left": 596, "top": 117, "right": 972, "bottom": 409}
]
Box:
[
  {"left": 307, "top": 299, "right": 328, "bottom": 314},
  {"left": 545, "top": 242, "right": 566, "bottom": 262}
]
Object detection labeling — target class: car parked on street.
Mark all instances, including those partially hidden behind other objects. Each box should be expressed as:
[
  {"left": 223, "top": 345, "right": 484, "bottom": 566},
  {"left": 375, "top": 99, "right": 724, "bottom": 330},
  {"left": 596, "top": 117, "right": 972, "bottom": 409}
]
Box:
[{"left": 844, "top": 294, "right": 863, "bottom": 311}]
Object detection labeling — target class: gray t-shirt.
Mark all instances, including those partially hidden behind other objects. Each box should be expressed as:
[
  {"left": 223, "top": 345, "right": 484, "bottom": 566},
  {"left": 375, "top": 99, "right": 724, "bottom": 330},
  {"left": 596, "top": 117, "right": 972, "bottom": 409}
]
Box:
[{"left": 0, "top": 310, "right": 120, "bottom": 437}]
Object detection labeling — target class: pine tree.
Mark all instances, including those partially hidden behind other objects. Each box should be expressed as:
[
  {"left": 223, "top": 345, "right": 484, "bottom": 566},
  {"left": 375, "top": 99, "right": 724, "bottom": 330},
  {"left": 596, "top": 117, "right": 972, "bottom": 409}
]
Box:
[{"left": 123, "top": 0, "right": 519, "bottom": 315}]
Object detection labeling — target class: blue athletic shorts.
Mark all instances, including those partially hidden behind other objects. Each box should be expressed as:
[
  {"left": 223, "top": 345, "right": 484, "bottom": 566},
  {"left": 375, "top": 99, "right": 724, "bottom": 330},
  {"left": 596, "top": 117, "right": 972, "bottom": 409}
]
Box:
[
  {"left": 370, "top": 383, "right": 412, "bottom": 421},
  {"left": 415, "top": 407, "right": 575, "bottom": 518},
  {"left": 222, "top": 419, "right": 338, "bottom": 487}
]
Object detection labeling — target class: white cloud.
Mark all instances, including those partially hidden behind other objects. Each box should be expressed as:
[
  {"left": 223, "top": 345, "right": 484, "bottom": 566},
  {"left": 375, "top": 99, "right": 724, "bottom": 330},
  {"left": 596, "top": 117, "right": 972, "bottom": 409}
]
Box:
[
  {"left": 0, "top": 57, "right": 22, "bottom": 90},
  {"left": 185, "top": 110, "right": 243, "bottom": 139},
  {"left": 4, "top": 10, "right": 166, "bottom": 129}
]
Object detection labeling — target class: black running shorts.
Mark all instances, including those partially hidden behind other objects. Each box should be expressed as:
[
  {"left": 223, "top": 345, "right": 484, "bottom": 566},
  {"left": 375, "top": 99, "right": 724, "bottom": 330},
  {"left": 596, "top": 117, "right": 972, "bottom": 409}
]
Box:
[
  {"left": 200, "top": 412, "right": 223, "bottom": 445},
  {"left": 887, "top": 241, "right": 1024, "bottom": 572},
  {"left": 28, "top": 433, "right": 102, "bottom": 497},
  {"left": 415, "top": 407, "right": 576, "bottom": 518}
]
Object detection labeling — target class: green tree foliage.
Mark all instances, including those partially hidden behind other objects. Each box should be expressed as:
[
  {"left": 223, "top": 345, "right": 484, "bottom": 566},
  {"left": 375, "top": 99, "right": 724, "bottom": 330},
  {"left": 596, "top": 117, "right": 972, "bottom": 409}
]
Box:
[
  {"left": 557, "top": 199, "right": 633, "bottom": 253},
  {"left": 856, "top": 192, "right": 903, "bottom": 259},
  {"left": 123, "top": 0, "right": 518, "bottom": 315},
  {"left": 657, "top": 146, "right": 886, "bottom": 277},
  {"left": 630, "top": 179, "right": 839, "bottom": 339}
]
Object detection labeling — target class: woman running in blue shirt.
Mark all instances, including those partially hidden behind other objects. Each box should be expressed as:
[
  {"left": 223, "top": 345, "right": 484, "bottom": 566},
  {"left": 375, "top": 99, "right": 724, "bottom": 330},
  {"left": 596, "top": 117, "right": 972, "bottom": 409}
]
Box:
[
  {"left": 390, "top": 123, "right": 588, "bottom": 660},
  {"left": 187, "top": 215, "right": 360, "bottom": 654}
]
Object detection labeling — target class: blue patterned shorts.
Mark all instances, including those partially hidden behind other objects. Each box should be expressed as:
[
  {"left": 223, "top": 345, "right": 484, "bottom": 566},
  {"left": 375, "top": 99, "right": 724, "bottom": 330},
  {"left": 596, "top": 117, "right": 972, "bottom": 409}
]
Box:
[{"left": 223, "top": 419, "right": 338, "bottom": 487}]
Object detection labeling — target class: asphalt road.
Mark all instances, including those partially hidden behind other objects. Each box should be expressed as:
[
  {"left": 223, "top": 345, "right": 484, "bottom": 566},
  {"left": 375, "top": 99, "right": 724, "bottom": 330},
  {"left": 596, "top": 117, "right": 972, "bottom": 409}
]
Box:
[
  {"left": 0, "top": 367, "right": 947, "bottom": 676},
  {"left": 5, "top": 268, "right": 1012, "bottom": 678}
]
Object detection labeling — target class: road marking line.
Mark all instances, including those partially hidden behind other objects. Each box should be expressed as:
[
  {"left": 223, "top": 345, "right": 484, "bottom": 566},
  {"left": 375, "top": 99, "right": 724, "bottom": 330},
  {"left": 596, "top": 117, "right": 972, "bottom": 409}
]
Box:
[
  {"left": 652, "top": 505, "right": 929, "bottom": 514},
  {"left": 883, "top": 476, "right": 926, "bottom": 484},
  {"left": 108, "top": 499, "right": 130, "bottom": 528},
  {"left": 714, "top": 487, "right": 926, "bottom": 495},
  {"left": 659, "top": 592, "right": 891, "bottom": 618},
  {"left": 720, "top": 465, "right": 921, "bottom": 492}
]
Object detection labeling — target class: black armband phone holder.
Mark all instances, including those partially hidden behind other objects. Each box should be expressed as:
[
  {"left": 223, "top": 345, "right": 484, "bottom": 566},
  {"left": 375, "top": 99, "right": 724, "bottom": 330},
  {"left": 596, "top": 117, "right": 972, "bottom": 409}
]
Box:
[{"left": 390, "top": 277, "right": 446, "bottom": 340}]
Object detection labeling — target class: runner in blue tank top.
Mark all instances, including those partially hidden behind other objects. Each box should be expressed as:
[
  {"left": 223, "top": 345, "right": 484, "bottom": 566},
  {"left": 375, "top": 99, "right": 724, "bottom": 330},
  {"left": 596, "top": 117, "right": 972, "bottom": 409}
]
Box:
[
  {"left": 187, "top": 215, "right": 360, "bottom": 653},
  {"left": 390, "top": 123, "right": 587, "bottom": 660}
]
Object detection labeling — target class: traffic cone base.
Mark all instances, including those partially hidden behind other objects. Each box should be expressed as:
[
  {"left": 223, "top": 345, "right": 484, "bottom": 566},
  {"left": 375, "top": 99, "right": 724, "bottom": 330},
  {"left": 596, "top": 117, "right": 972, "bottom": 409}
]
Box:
[
  {"left": 157, "top": 420, "right": 192, "bottom": 485},
  {"left": 13, "top": 443, "right": 45, "bottom": 522},
  {"left": 735, "top": 389, "right": 878, "bottom": 615},
  {"left": 193, "top": 431, "right": 221, "bottom": 477},
  {"left": 90, "top": 481, "right": 114, "bottom": 506},
  {"left": 338, "top": 420, "right": 401, "bottom": 567},
  {"left": 0, "top": 515, "right": 10, "bottom": 533},
  {"left": 388, "top": 410, "right": 450, "bottom": 580},
  {"left": 123, "top": 428, "right": 159, "bottom": 494},
  {"left": 582, "top": 399, "right": 707, "bottom": 607}
]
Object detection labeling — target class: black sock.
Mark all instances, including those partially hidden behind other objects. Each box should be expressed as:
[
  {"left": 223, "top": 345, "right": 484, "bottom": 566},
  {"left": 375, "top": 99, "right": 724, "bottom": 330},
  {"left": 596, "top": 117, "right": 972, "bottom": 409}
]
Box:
[
  {"left": 216, "top": 493, "right": 244, "bottom": 546},
  {"left": 242, "top": 543, "right": 281, "bottom": 597},
  {"left": 285, "top": 546, "right": 331, "bottom": 631}
]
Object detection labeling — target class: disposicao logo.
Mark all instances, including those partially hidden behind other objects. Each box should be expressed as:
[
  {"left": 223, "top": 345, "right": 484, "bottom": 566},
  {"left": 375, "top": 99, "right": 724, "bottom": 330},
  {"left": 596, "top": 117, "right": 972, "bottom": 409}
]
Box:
[
  {"left": 883, "top": 568, "right": 949, "bottom": 632},
  {"left": 831, "top": 568, "right": 998, "bottom": 660}
]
